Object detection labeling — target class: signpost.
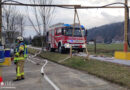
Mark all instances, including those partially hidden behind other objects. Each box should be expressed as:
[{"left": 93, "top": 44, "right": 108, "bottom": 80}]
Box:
[{"left": 124, "top": 0, "right": 128, "bottom": 52}]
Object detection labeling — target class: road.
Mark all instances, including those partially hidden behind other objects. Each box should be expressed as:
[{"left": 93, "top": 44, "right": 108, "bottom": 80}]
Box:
[
  {"left": 76, "top": 53, "right": 130, "bottom": 66},
  {"left": 1, "top": 55, "right": 127, "bottom": 90}
]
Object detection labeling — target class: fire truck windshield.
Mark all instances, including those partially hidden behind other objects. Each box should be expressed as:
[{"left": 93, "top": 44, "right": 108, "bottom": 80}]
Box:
[{"left": 64, "top": 28, "right": 85, "bottom": 37}]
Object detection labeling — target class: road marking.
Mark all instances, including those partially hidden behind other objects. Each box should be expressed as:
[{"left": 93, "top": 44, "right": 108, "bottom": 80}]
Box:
[{"left": 27, "top": 55, "right": 60, "bottom": 90}]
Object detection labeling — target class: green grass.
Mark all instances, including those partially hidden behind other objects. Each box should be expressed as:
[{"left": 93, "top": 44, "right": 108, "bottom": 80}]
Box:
[
  {"left": 28, "top": 47, "right": 130, "bottom": 89},
  {"left": 28, "top": 48, "right": 69, "bottom": 62},
  {"left": 63, "top": 57, "right": 130, "bottom": 88},
  {"left": 87, "top": 43, "right": 130, "bottom": 57},
  {"left": 40, "top": 52, "right": 68, "bottom": 62}
]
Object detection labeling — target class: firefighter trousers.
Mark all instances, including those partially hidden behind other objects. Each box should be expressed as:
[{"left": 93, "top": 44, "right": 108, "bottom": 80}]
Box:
[{"left": 16, "top": 60, "right": 25, "bottom": 79}]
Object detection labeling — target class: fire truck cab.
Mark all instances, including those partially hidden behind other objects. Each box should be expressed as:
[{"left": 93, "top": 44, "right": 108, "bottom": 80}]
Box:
[{"left": 46, "top": 23, "right": 87, "bottom": 53}]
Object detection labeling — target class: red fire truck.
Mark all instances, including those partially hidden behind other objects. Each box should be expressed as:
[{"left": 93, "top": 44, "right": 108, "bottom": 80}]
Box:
[{"left": 46, "top": 23, "right": 87, "bottom": 53}]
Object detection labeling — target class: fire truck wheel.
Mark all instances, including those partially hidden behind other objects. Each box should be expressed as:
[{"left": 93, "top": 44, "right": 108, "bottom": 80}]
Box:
[
  {"left": 49, "top": 48, "right": 55, "bottom": 52},
  {"left": 52, "top": 48, "right": 56, "bottom": 52},
  {"left": 58, "top": 46, "right": 64, "bottom": 53},
  {"left": 78, "top": 49, "right": 84, "bottom": 52}
]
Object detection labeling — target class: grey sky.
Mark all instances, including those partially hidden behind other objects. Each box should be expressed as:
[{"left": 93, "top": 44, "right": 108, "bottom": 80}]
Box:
[{"left": 3, "top": 0, "right": 130, "bottom": 37}]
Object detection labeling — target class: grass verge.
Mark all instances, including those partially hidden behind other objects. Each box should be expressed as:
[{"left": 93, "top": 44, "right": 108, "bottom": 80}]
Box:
[
  {"left": 28, "top": 48, "right": 130, "bottom": 89},
  {"left": 87, "top": 44, "right": 130, "bottom": 57}
]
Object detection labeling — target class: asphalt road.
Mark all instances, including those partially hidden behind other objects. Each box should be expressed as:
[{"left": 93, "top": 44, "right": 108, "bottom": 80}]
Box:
[
  {"left": 1, "top": 56, "right": 127, "bottom": 90},
  {"left": 76, "top": 53, "right": 130, "bottom": 66}
]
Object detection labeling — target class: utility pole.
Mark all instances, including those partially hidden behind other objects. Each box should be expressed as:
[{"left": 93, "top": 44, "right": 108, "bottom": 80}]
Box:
[
  {"left": 0, "top": 0, "right": 2, "bottom": 83},
  {"left": 0, "top": 0, "right": 2, "bottom": 41},
  {"left": 43, "top": 15, "right": 46, "bottom": 50},
  {"left": 124, "top": 0, "right": 128, "bottom": 52},
  {"left": 43, "top": 6, "right": 46, "bottom": 50}
]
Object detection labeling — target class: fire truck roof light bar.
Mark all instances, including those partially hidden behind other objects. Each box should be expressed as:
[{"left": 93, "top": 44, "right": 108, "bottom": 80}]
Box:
[
  {"left": 64, "top": 24, "right": 71, "bottom": 27},
  {"left": 50, "top": 24, "right": 85, "bottom": 29}
]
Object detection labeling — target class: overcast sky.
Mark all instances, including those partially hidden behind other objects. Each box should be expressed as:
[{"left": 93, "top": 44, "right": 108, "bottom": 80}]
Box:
[{"left": 4, "top": 0, "right": 130, "bottom": 37}]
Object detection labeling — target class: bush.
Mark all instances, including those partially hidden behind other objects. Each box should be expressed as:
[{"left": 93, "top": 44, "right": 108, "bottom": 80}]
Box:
[{"left": 32, "top": 35, "right": 46, "bottom": 47}]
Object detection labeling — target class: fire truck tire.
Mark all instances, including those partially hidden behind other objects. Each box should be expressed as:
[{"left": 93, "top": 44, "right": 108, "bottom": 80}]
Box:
[
  {"left": 49, "top": 48, "right": 55, "bottom": 52},
  {"left": 58, "top": 46, "right": 64, "bottom": 53},
  {"left": 78, "top": 49, "right": 84, "bottom": 52},
  {"left": 52, "top": 48, "right": 56, "bottom": 52}
]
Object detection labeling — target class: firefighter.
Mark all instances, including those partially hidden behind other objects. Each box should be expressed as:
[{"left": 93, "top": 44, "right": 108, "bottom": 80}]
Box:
[{"left": 13, "top": 36, "right": 27, "bottom": 81}]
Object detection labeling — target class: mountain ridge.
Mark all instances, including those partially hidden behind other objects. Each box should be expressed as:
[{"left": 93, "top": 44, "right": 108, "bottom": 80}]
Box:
[{"left": 87, "top": 20, "right": 130, "bottom": 43}]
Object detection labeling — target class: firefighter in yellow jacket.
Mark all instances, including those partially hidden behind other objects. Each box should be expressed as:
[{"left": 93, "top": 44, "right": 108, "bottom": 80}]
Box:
[{"left": 13, "top": 36, "right": 28, "bottom": 81}]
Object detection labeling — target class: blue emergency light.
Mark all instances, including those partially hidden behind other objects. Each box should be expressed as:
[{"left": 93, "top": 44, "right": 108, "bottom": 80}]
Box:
[
  {"left": 81, "top": 25, "right": 85, "bottom": 29},
  {"left": 64, "top": 24, "right": 71, "bottom": 27}
]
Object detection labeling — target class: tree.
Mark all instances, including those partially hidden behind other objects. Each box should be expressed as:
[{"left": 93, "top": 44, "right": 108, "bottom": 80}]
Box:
[
  {"left": 17, "top": 13, "right": 26, "bottom": 37},
  {"left": 3, "top": 6, "right": 18, "bottom": 43},
  {"left": 38, "top": 0, "right": 55, "bottom": 36},
  {"left": 27, "top": 0, "right": 55, "bottom": 49},
  {"left": 2, "top": 5, "right": 25, "bottom": 44},
  {"left": 38, "top": 0, "right": 55, "bottom": 48}
]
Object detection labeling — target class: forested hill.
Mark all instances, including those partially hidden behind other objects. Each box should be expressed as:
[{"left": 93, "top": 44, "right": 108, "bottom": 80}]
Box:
[{"left": 87, "top": 21, "right": 130, "bottom": 43}]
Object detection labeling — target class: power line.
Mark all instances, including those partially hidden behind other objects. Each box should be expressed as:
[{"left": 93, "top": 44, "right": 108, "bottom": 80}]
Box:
[
  {"left": 1, "top": 3, "right": 79, "bottom": 9},
  {"left": 1, "top": 2, "right": 130, "bottom": 9}
]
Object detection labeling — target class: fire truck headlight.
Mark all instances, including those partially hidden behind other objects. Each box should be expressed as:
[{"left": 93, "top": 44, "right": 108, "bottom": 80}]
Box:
[
  {"left": 82, "top": 44, "right": 86, "bottom": 48},
  {"left": 65, "top": 43, "right": 70, "bottom": 48}
]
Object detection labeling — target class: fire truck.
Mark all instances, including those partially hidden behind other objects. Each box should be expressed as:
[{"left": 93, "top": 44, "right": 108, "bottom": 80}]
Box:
[{"left": 46, "top": 23, "right": 87, "bottom": 53}]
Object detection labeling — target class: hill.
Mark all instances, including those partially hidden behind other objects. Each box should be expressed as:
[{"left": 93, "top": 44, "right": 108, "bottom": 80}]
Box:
[{"left": 87, "top": 21, "right": 130, "bottom": 43}]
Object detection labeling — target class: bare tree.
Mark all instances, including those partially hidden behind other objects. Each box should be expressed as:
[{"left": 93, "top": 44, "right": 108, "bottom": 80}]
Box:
[
  {"left": 38, "top": 0, "right": 55, "bottom": 36},
  {"left": 27, "top": 0, "right": 55, "bottom": 49},
  {"left": 27, "top": 0, "right": 42, "bottom": 36},
  {"left": 17, "top": 13, "right": 26, "bottom": 37},
  {"left": 2, "top": 5, "right": 25, "bottom": 45},
  {"left": 3, "top": 6, "right": 17, "bottom": 43},
  {"left": 38, "top": 0, "right": 55, "bottom": 49}
]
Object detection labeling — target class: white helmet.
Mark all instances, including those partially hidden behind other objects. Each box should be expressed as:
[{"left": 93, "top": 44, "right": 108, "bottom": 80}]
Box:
[{"left": 17, "top": 36, "right": 24, "bottom": 41}]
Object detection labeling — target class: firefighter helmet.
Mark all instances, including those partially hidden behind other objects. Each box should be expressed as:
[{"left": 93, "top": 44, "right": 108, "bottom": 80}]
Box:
[{"left": 17, "top": 36, "right": 24, "bottom": 42}]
